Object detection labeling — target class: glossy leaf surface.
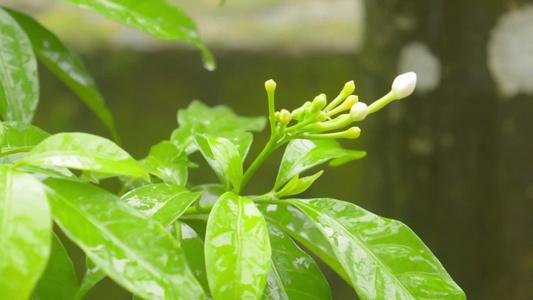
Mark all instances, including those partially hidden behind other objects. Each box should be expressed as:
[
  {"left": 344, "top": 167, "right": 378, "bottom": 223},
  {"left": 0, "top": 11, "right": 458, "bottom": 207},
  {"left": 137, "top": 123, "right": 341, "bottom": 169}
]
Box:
[
  {"left": 262, "top": 224, "right": 331, "bottom": 300},
  {"left": 5, "top": 9, "right": 118, "bottom": 140},
  {"left": 257, "top": 203, "right": 350, "bottom": 284},
  {"left": 289, "top": 198, "right": 466, "bottom": 300},
  {"left": 194, "top": 134, "right": 243, "bottom": 191},
  {"left": 0, "top": 9, "right": 38, "bottom": 123},
  {"left": 274, "top": 139, "right": 366, "bottom": 189},
  {"left": 44, "top": 178, "right": 205, "bottom": 300},
  {"left": 33, "top": 233, "right": 78, "bottom": 300},
  {"left": 0, "top": 121, "right": 49, "bottom": 151},
  {"left": 171, "top": 101, "right": 265, "bottom": 154},
  {"left": 0, "top": 165, "right": 51, "bottom": 299},
  {"left": 175, "top": 221, "right": 210, "bottom": 296},
  {"left": 205, "top": 192, "right": 271, "bottom": 299},
  {"left": 60, "top": 0, "right": 215, "bottom": 69},
  {"left": 140, "top": 141, "right": 189, "bottom": 186},
  {"left": 19, "top": 132, "right": 149, "bottom": 180},
  {"left": 274, "top": 170, "right": 323, "bottom": 198},
  {"left": 121, "top": 183, "right": 202, "bottom": 227}
]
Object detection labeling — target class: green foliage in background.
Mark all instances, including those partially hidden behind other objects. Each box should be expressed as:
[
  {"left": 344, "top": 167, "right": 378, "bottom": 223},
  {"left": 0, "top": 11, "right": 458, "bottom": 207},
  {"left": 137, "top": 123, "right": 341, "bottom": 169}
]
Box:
[{"left": 0, "top": 1, "right": 465, "bottom": 299}]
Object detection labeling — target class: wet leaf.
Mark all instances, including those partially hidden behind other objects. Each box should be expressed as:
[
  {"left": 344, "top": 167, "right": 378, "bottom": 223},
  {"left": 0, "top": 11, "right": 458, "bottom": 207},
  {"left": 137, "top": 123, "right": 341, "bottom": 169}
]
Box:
[
  {"left": 140, "top": 141, "right": 189, "bottom": 186},
  {"left": 289, "top": 198, "right": 466, "bottom": 300},
  {"left": 60, "top": 0, "right": 215, "bottom": 70},
  {"left": 274, "top": 139, "right": 365, "bottom": 190},
  {"left": 0, "top": 8, "right": 38, "bottom": 123},
  {"left": 0, "top": 165, "right": 51, "bottom": 299},
  {"left": 274, "top": 170, "right": 323, "bottom": 198},
  {"left": 0, "top": 121, "right": 49, "bottom": 152},
  {"left": 5, "top": 9, "right": 119, "bottom": 140},
  {"left": 257, "top": 203, "right": 350, "bottom": 284},
  {"left": 121, "top": 183, "right": 202, "bottom": 227},
  {"left": 205, "top": 192, "right": 271, "bottom": 299},
  {"left": 173, "top": 221, "right": 210, "bottom": 296},
  {"left": 262, "top": 224, "right": 331, "bottom": 300},
  {"left": 194, "top": 134, "right": 243, "bottom": 191},
  {"left": 44, "top": 178, "right": 205, "bottom": 300},
  {"left": 19, "top": 132, "right": 149, "bottom": 181},
  {"left": 33, "top": 233, "right": 78, "bottom": 300},
  {"left": 171, "top": 101, "right": 265, "bottom": 154}
]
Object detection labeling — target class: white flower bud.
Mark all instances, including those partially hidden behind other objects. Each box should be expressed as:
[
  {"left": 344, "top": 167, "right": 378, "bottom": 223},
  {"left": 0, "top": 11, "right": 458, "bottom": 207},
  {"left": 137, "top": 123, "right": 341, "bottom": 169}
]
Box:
[
  {"left": 391, "top": 72, "right": 417, "bottom": 99},
  {"left": 350, "top": 102, "right": 368, "bottom": 121},
  {"left": 265, "top": 79, "right": 277, "bottom": 93},
  {"left": 279, "top": 109, "right": 292, "bottom": 125}
]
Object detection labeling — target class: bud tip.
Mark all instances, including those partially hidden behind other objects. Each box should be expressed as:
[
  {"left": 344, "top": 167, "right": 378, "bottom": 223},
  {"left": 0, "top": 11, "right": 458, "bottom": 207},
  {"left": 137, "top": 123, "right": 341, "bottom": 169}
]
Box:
[{"left": 391, "top": 72, "right": 417, "bottom": 99}]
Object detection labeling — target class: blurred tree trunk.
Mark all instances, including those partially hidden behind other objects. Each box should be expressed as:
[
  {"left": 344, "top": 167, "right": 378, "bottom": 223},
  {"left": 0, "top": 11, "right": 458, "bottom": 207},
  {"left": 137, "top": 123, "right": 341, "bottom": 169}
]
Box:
[{"left": 360, "top": 0, "right": 532, "bottom": 299}]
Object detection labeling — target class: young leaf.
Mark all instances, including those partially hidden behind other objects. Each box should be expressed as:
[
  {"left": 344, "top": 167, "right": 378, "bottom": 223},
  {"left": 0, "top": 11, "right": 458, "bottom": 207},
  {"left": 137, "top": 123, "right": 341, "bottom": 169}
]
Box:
[
  {"left": 0, "top": 121, "right": 49, "bottom": 151},
  {"left": 32, "top": 233, "right": 78, "bottom": 300},
  {"left": 205, "top": 192, "right": 271, "bottom": 299},
  {"left": 274, "top": 170, "right": 324, "bottom": 198},
  {"left": 262, "top": 224, "right": 331, "bottom": 300},
  {"left": 171, "top": 101, "right": 266, "bottom": 154},
  {"left": 257, "top": 203, "right": 351, "bottom": 284},
  {"left": 172, "top": 221, "right": 210, "bottom": 296},
  {"left": 139, "top": 141, "right": 189, "bottom": 186},
  {"left": 288, "top": 198, "right": 466, "bottom": 300},
  {"left": 0, "top": 8, "right": 38, "bottom": 123},
  {"left": 18, "top": 132, "right": 149, "bottom": 181},
  {"left": 60, "top": 0, "right": 215, "bottom": 70},
  {"left": 0, "top": 165, "right": 51, "bottom": 300},
  {"left": 194, "top": 134, "right": 243, "bottom": 191},
  {"left": 121, "top": 183, "right": 202, "bottom": 227},
  {"left": 274, "top": 139, "right": 366, "bottom": 190},
  {"left": 5, "top": 9, "right": 119, "bottom": 141},
  {"left": 44, "top": 178, "right": 205, "bottom": 300},
  {"left": 75, "top": 258, "right": 105, "bottom": 300}
]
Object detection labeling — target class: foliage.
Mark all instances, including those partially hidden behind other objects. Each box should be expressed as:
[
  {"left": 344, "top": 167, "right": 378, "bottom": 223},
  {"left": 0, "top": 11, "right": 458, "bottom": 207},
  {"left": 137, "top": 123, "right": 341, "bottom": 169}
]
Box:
[{"left": 0, "top": 1, "right": 465, "bottom": 300}]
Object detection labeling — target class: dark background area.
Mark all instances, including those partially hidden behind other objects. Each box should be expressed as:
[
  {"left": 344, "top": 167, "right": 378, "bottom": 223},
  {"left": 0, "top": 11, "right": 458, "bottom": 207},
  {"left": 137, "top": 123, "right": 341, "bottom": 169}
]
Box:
[{"left": 25, "top": 0, "right": 533, "bottom": 299}]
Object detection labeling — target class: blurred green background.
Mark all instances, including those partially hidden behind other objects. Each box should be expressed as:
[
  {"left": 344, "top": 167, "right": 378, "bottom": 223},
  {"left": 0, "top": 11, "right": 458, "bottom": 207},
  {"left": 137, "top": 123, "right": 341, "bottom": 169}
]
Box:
[{"left": 5, "top": 0, "right": 533, "bottom": 299}]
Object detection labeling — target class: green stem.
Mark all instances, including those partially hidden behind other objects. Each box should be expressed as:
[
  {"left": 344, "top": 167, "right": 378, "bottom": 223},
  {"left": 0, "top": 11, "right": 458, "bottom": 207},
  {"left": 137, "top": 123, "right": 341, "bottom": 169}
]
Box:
[
  {"left": 239, "top": 134, "right": 283, "bottom": 194},
  {"left": 267, "top": 88, "right": 276, "bottom": 134},
  {"left": 367, "top": 91, "right": 396, "bottom": 114}
]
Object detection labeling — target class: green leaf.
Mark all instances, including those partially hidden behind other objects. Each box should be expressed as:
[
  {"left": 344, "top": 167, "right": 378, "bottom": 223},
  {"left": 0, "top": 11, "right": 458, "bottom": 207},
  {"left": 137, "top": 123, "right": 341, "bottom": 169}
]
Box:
[
  {"left": 44, "top": 178, "right": 205, "bottom": 300},
  {"left": 18, "top": 132, "right": 149, "bottom": 180},
  {"left": 60, "top": 0, "right": 215, "bottom": 70},
  {"left": 32, "top": 233, "right": 78, "bottom": 300},
  {"left": 0, "top": 8, "right": 38, "bottom": 123},
  {"left": 257, "top": 203, "right": 350, "bottom": 284},
  {"left": 274, "top": 170, "right": 323, "bottom": 198},
  {"left": 194, "top": 134, "right": 243, "bottom": 191},
  {"left": 171, "top": 101, "right": 266, "bottom": 154},
  {"left": 205, "top": 192, "right": 271, "bottom": 299},
  {"left": 274, "top": 139, "right": 366, "bottom": 189},
  {"left": 0, "top": 165, "right": 51, "bottom": 299},
  {"left": 173, "top": 221, "right": 210, "bottom": 297},
  {"left": 75, "top": 258, "right": 105, "bottom": 300},
  {"left": 192, "top": 184, "right": 226, "bottom": 207},
  {"left": 288, "top": 198, "right": 466, "bottom": 300},
  {"left": 121, "top": 183, "right": 202, "bottom": 227},
  {"left": 139, "top": 141, "right": 189, "bottom": 186},
  {"left": 0, "top": 121, "right": 49, "bottom": 152},
  {"left": 263, "top": 224, "right": 331, "bottom": 300},
  {"left": 5, "top": 9, "right": 119, "bottom": 141}
]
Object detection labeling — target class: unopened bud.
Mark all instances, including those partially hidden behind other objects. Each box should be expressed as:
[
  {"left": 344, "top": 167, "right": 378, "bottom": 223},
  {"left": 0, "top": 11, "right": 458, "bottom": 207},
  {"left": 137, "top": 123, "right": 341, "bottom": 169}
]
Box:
[
  {"left": 279, "top": 109, "right": 292, "bottom": 125},
  {"left": 391, "top": 72, "right": 416, "bottom": 99},
  {"left": 344, "top": 127, "right": 361, "bottom": 139},
  {"left": 350, "top": 102, "right": 368, "bottom": 121},
  {"left": 312, "top": 94, "right": 327, "bottom": 110},
  {"left": 265, "top": 79, "right": 277, "bottom": 93}
]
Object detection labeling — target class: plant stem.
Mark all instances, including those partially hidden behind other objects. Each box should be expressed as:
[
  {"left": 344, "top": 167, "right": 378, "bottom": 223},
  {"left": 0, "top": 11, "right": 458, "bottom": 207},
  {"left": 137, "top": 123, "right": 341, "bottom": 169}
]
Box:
[{"left": 239, "top": 134, "right": 282, "bottom": 194}]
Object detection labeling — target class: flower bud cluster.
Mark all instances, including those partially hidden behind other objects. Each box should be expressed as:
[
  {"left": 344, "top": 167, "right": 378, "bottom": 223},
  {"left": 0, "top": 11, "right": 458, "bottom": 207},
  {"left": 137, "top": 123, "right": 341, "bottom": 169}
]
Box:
[{"left": 268, "top": 72, "right": 416, "bottom": 141}]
